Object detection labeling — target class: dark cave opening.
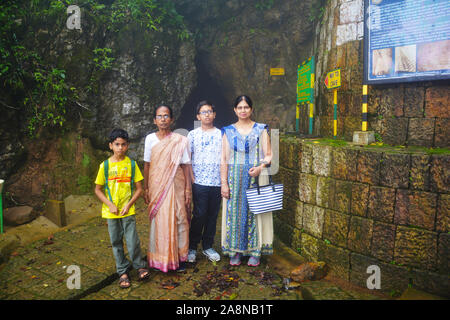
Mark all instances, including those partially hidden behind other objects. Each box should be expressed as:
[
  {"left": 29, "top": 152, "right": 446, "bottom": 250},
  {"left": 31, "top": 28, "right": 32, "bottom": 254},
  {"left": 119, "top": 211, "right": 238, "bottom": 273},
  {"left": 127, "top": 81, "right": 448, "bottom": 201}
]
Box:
[{"left": 176, "top": 52, "right": 236, "bottom": 131}]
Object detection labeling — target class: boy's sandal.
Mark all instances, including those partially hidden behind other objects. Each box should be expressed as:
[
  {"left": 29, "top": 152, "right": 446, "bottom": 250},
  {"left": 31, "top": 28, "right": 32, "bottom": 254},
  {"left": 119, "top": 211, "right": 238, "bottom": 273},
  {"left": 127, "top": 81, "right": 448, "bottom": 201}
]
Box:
[
  {"left": 118, "top": 273, "right": 131, "bottom": 289},
  {"left": 138, "top": 268, "right": 150, "bottom": 281}
]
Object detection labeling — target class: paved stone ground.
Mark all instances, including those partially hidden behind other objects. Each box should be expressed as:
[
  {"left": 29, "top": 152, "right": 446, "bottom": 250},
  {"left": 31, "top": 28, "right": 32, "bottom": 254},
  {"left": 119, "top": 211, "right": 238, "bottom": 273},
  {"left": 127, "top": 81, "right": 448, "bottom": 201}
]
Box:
[{"left": 0, "top": 199, "right": 389, "bottom": 300}]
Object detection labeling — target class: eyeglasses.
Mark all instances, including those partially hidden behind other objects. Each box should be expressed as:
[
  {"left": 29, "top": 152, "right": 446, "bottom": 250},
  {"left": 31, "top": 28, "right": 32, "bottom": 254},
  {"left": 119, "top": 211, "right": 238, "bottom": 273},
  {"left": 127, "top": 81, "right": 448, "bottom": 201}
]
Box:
[
  {"left": 198, "top": 110, "right": 214, "bottom": 115},
  {"left": 235, "top": 106, "right": 251, "bottom": 111},
  {"left": 155, "top": 115, "right": 171, "bottom": 120}
]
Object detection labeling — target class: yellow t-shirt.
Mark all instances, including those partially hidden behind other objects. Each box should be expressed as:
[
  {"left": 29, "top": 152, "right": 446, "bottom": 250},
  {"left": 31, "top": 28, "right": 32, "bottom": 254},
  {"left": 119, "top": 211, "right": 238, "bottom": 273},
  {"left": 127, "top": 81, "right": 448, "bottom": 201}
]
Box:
[{"left": 95, "top": 156, "right": 143, "bottom": 219}]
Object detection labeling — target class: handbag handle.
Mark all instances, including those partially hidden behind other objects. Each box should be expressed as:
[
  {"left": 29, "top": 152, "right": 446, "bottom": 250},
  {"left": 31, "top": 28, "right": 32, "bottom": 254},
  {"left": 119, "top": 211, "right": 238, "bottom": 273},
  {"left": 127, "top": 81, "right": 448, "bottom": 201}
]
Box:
[{"left": 253, "top": 167, "right": 275, "bottom": 195}]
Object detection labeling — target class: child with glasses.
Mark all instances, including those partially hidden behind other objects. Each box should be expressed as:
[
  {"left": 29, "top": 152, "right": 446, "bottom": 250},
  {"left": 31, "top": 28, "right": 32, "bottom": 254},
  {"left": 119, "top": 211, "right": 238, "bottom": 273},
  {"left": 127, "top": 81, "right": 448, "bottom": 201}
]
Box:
[{"left": 186, "top": 101, "right": 222, "bottom": 263}]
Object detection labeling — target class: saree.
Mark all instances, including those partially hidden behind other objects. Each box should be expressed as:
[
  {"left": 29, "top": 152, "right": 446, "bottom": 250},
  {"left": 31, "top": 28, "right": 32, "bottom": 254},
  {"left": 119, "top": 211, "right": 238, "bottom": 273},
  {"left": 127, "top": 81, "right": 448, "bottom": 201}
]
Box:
[
  {"left": 147, "top": 133, "right": 190, "bottom": 272},
  {"left": 221, "top": 123, "right": 274, "bottom": 258}
]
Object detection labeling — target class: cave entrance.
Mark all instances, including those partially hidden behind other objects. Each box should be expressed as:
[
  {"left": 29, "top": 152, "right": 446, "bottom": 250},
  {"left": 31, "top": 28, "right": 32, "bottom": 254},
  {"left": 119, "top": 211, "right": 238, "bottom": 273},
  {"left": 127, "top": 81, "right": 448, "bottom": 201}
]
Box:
[{"left": 176, "top": 52, "right": 235, "bottom": 131}]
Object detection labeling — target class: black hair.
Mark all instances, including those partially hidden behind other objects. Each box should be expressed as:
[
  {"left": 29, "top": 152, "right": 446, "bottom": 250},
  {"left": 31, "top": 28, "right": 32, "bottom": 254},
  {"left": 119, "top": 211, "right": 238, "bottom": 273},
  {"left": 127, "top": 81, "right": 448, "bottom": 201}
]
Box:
[
  {"left": 153, "top": 105, "right": 173, "bottom": 119},
  {"left": 196, "top": 100, "right": 216, "bottom": 114},
  {"left": 109, "top": 128, "right": 129, "bottom": 143},
  {"left": 233, "top": 95, "right": 253, "bottom": 109}
]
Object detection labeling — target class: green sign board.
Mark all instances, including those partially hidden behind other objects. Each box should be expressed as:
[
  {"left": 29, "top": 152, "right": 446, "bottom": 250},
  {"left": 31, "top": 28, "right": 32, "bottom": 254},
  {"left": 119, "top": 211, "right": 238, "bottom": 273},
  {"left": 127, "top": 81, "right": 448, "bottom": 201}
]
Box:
[{"left": 297, "top": 56, "right": 315, "bottom": 104}]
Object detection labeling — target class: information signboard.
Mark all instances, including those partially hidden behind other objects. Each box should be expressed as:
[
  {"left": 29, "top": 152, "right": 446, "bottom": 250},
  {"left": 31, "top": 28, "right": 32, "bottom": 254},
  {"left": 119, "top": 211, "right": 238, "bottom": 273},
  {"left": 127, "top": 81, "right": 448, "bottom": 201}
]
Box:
[
  {"left": 297, "top": 57, "right": 314, "bottom": 104},
  {"left": 325, "top": 69, "right": 341, "bottom": 89},
  {"left": 364, "top": 0, "right": 450, "bottom": 84},
  {"left": 270, "top": 68, "right": 285, "bottom": 76}
]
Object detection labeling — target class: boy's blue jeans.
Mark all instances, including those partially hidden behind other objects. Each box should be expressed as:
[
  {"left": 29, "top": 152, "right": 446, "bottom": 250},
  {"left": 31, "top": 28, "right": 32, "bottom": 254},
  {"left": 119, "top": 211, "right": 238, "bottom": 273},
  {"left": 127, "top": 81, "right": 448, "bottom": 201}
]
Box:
[{"left": 107, "top": 215, "right": 147, "bottom": 276}]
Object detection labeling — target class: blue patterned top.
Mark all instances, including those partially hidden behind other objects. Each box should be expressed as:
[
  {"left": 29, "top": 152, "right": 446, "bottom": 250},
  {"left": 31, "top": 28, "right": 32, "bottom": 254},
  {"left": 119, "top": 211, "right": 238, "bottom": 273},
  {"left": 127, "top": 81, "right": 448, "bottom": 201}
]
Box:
[{"left": 221, "top": 122, "right": 269, "bottom": 167}]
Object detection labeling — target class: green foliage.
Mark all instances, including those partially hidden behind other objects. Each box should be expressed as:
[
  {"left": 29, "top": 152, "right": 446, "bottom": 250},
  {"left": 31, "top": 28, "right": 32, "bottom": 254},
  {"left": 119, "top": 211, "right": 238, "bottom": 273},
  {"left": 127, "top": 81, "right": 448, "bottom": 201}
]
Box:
[
  {"left": 255, "top": 0, "right": 274, "bottom": 10},
  {"left": 82, "top": 153, "right": 91, "bottom": 168},
  {"left": 109, "top": 0, "right": 190, "bottom": 40},
  {"left": 374, "top": 132, "right": 383, "bottom": 143},
  {"left": 309, "top": 0, "right": 328, "bottom": 22},
  {"left": 0, "top": 1, "right": 76, "bottom": 136},
  {"left": 93, "top": 48, "right": 115, "bottom": 70},
  {"left": 76, "top": 175, "right": 92, "bottom": 194},
  {"left": 0, "top": 0, "right": 191, "bottom": 136}
]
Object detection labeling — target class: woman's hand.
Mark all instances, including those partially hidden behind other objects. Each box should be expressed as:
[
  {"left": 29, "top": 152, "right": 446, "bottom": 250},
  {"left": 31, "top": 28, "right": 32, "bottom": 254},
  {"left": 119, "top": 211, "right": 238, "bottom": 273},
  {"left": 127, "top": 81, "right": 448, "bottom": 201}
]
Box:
[
  {"left": 185, "top": 189, "right": 192, "bottom": 208},
  {"left": 248, "top": 165, "right": 263, "bottom": 177},
  {"left": 144, "top": 189, "right": 150, "bottom": 204},
  {"left": 221, "top": 183, "right": 230, "bottom": 199}
]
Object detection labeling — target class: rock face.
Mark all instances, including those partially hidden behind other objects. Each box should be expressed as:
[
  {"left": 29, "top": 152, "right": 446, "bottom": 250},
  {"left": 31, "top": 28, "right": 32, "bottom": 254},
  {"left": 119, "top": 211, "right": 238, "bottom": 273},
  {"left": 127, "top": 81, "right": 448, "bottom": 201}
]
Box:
[
  {"left": 1, "top": 0, "right": 319, "bottom": 206},
  {"left": 3, "top": 206, "right": 36, "bottom": 226},
  {"left": 49, "top": 13, "right": 197, "bottom": 157},
  {"left": 0, "top": 4, "right": 197, "bottom": 181},
  {"left": 290, "top": 261, "right": 329, "bottom": 282},
  {"left": 175, "top": 0, "right": 316, "bottom": 130}
]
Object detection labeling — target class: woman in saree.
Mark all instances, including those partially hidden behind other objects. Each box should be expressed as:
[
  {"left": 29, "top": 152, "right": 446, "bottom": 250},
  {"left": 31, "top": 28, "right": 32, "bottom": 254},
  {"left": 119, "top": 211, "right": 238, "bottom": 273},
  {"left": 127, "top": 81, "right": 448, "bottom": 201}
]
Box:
[
  {"left": 143, "top": 105, "right": 191, "bottom": 272},
  {"left": 220, "top": 95, "right": 273, "bottom": 267}
]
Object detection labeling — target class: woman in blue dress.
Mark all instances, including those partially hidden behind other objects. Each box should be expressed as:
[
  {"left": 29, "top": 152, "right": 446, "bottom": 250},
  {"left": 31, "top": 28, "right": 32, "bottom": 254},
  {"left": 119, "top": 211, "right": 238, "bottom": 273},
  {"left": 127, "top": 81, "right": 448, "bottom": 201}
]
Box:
[{"left": 220, "top": 95, "right": 273, "bottom": 267}]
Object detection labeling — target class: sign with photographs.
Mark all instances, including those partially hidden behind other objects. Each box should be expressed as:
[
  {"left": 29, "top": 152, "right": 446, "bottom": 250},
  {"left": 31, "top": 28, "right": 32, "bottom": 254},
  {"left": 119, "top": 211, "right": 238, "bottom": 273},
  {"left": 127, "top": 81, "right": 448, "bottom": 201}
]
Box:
[{"left": 363, "top": 0, "right": 450, "bottom": 84}]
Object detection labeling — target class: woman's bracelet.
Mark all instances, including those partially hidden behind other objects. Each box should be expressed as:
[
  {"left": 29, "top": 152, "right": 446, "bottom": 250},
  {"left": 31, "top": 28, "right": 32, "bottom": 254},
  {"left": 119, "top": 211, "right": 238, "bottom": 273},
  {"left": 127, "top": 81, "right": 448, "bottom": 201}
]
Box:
[{"left": 259, "top": 160, "right": 270, "bottom": 167}]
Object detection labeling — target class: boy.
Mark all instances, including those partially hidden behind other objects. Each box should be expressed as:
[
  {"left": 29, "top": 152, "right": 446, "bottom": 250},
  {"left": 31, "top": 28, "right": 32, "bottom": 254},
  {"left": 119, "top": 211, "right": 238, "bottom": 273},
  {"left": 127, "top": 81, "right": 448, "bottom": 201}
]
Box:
[
  {"left": 187, "top": 101, "right": 222, "bottom": 263},
  {"left": 94, "top": 128, "right": 149, "bottom": 288}
]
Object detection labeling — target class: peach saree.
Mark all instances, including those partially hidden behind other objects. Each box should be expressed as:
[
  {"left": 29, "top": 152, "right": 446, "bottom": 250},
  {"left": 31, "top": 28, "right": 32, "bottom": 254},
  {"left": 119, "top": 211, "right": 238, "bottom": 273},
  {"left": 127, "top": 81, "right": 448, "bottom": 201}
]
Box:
[{"left": 147, "top": 133, "right": 189, "bottom": 272}]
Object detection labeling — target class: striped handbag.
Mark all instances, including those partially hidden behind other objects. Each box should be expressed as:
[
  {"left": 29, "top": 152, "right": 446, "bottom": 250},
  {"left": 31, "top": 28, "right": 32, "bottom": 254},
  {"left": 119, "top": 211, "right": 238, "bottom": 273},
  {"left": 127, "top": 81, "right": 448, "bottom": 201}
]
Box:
[{"left": 246, "top": 175, "right": 284, "bottom": 215}]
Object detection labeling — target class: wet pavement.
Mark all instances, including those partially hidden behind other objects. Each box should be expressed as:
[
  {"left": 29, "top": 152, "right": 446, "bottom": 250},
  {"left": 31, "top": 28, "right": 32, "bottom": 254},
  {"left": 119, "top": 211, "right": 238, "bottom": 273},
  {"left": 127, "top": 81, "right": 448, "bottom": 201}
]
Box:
[{"left": 0, "top": 197, "right": 389, "bottom": 301}]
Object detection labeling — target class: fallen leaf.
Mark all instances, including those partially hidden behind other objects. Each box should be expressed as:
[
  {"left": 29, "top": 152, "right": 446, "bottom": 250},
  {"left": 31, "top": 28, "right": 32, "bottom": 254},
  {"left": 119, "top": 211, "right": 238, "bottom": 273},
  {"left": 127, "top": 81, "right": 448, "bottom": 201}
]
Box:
[
  {"left": 57, "top": 261, "right": 61, "bottom": 265},
  {"left": 161, "top": 280, "right": 180, "bottom": 290},
  {"left": 228, "top": 293, "right": 238, "bottom": 300},
  {"left": 43, "top": 239, "right": 54, "bottom": 245}
]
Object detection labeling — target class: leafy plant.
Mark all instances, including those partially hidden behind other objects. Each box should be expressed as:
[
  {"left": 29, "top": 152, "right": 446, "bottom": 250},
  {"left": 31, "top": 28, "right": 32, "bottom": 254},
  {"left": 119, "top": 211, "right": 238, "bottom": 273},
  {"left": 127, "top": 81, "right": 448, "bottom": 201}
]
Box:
[
  {"left": 93, "top": 48, "right": 115, "bottom": 70},
  {"left": 255, "top": 0, "right": 274, "bottom": 10},
  {"left": 309, "top": 0, "right": 328, "bottom": 22},
  {"left": 109, "top": 0, "right": 190, "bottom": 40},
  {"left": 374, "top": 132, "right": 383, "bottom": 143},
  {"left": 0, "top": 0, "right": 191, "bottom": 137}
]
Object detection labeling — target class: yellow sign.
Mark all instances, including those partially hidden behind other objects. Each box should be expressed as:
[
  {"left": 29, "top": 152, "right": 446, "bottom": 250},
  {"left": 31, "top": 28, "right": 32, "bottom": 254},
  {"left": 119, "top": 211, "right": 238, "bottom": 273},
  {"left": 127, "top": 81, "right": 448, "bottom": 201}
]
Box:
[
  {"left": 324, "top": 69, "right": 341, "bottom": 89},
  {"left": 270, "top": 68, "right": 285, "bottom": 76}
]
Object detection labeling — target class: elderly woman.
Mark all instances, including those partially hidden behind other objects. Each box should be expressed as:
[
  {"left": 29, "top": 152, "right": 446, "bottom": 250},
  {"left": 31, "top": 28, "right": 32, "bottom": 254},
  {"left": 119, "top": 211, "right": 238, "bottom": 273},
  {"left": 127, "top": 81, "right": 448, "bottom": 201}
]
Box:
[
  {"left": 143, "top": 105, "right": 191, "bottom": 272},
  {"left": 220, "top": 95, "right": 273, "bottom": 267}
]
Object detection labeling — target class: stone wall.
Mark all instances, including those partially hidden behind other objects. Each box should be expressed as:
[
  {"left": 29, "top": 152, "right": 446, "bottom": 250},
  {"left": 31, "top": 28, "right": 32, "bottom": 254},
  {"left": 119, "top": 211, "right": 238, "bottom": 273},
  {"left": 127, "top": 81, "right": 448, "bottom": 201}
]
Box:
[
  {"left": 307, "top": 0, "right": 450, "bottom": 148},
  {"left": 274, "top": 136, "right": 449, "bottom": 297}
]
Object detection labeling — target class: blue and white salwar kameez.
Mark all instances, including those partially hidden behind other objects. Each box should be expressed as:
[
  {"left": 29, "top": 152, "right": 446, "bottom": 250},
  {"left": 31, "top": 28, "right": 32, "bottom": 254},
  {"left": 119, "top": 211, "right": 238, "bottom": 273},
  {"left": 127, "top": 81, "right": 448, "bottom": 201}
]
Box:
[{"left": 221, "top": 123, "right": 273, "bottom": 258}]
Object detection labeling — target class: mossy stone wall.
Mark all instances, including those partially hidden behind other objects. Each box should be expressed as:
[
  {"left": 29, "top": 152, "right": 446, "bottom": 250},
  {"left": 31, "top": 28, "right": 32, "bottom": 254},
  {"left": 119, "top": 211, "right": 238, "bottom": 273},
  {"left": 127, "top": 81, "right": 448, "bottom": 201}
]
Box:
[{"left": 274, "top": 135, "right": 449, "bottom": 297}]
